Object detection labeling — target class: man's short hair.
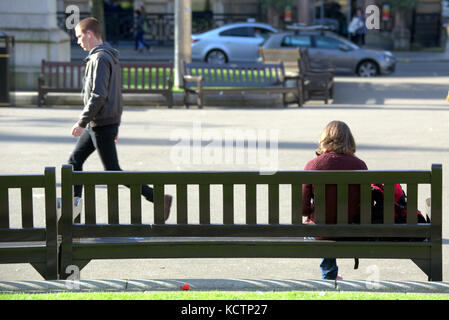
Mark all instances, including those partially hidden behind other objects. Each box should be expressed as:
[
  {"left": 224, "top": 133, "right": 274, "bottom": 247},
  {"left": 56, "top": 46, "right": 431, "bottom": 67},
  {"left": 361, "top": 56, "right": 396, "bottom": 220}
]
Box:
[{"left": 76, "top": 17, "right": 102, "bottom": 39}]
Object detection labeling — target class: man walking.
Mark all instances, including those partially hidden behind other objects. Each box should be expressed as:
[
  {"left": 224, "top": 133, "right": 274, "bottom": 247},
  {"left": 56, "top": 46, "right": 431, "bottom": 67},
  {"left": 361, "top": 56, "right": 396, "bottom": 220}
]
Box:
[{"left": 69, "top": 17, "right": 172, "bottom": 220}]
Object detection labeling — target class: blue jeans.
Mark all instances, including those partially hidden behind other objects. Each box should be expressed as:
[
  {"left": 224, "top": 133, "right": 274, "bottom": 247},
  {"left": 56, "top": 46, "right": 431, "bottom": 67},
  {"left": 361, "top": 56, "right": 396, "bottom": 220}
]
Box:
[
  {"left": 134, "top": 31, "right": 151, "bottom": 50},
  {"left": 320, "top": 258, "right": 338, "bottom": 280}
]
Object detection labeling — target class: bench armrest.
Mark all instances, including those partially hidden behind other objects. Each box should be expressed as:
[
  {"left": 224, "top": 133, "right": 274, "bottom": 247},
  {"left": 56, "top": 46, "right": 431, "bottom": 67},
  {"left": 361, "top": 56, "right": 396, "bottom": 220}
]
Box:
[
  {"left": 303, "top": 72, "right": 333, "bottom": 80},
  {"left": 183, "top": 75, "right": 203, "bottom": 89}
]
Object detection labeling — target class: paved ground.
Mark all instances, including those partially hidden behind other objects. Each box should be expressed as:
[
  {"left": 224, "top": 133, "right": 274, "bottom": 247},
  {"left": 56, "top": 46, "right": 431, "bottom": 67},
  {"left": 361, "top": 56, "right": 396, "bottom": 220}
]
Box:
[{"left": 1, "top": 59, "right": 449, "bottom": 292}]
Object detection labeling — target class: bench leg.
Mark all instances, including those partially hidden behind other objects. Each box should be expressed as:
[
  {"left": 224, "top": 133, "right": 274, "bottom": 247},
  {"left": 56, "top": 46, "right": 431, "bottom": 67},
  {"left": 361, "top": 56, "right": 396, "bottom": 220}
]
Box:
[
  {"left": 38, "top": 91, "right": 45, "bottom": 108},
  {"left": 167, "top": 92, "right": 174, "bottom": 108},
  {"left": 198, "top": 92, "right": 203, "bottom": 109},
  {"left": 282, "top": 93, "right": 288, "bottom": 108},
  {"left": 184, "top": 90, "right": 190, "bottom": 109},
  {"left": 297, "top": 81, "right": 303, "bottom": 107}
]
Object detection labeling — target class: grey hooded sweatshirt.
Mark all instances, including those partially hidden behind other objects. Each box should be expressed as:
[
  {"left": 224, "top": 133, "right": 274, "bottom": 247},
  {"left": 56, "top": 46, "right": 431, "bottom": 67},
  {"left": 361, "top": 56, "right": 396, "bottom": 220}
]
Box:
[{"left": 78, "top": 43, "right": 123, "bottom": 128}]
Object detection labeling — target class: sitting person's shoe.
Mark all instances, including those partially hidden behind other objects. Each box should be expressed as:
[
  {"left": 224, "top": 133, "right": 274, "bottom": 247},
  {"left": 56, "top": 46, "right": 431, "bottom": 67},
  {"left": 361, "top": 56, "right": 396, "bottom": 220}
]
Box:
[{"left": 164, "top": 195, "right": 172, "bottom": 221}]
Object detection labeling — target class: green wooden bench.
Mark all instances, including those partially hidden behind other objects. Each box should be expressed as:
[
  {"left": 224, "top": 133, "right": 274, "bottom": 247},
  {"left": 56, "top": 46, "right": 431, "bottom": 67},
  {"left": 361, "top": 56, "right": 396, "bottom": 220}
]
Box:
[
  {"left": 0, "top": 167, "right": 58, "bottom": 280},
  {"left": 38, "top": 60, "right": 174, "bottom": 108},
  {"left": 182, "top": 61, "right": 303, "bottom": 108},
  {"left": 59, "top": 164, "right": 443, "bottom": 281}
]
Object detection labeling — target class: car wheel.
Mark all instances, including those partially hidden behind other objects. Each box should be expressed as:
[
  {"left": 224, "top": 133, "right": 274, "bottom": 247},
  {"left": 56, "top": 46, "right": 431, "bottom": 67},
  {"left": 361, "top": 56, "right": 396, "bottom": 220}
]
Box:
[
  {"left": 357, "top": 60, "right": 378, "bottom": 77},
  {"left": 206, "top": 50, "right": 227, "bottom": 64}
]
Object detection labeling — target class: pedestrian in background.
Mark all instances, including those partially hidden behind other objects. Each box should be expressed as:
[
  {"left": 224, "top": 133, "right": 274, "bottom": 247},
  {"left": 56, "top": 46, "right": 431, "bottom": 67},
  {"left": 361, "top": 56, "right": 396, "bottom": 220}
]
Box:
[
  {"left": 69, "top": 17, "right": 172, "bottom": 220},
  {"left": 133, "top": 9, "right": 152, "bottom": 53},
  {"left": 348, "top": 8, "right": 366, "bottom": 45}
]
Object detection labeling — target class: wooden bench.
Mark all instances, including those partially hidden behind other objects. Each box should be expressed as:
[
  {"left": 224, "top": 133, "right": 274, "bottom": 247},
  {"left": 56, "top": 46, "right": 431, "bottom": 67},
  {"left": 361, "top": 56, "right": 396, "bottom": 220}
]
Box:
[
  {"left": 260, "top": 48, "right": 302, "bottom": 77},
  {"left": 59, "top": 164, "right": 442, "bottom": 281},
  {"left": 182, "top": 61, "right": 303, "bottom": 108},
  {"left": 260, "top": 48, "right": 334, "bottom": 104},
  {"left": 260, "top": 48, "right": 305, "bottom": 106},
  {"left": 38, "top": 60, "right": 174, "bottom": 108},
  {"left": 0, "top": 167, "right": 58, "bottom": 280}
]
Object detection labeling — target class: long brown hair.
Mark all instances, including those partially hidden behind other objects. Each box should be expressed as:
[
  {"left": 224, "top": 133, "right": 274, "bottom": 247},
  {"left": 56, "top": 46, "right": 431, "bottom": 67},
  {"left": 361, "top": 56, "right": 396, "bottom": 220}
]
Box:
[{"left": 315, "top": 121, "right": 356, "bottom": 156}]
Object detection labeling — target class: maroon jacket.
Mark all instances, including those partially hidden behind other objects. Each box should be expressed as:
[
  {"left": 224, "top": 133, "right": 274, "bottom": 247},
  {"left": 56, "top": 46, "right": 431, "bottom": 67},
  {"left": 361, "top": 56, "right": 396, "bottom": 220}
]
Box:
[{"left": 302, "top": 152, "right": 368, "bottom": 224}]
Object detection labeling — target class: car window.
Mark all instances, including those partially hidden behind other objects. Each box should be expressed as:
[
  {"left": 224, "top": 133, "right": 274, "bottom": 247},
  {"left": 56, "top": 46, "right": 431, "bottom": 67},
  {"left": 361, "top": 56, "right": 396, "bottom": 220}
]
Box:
[
  {"left": 219, "top": 27, "right": 252, "bottom": 37},
  {"left": 314, "top": 35, "right": 341, "bottom": 49},
  {"left": 281, "top": 35, "right": 311, "bottom": 48},
  {"left": 252, "top": 27, "right": 273, "bottom": 40}
]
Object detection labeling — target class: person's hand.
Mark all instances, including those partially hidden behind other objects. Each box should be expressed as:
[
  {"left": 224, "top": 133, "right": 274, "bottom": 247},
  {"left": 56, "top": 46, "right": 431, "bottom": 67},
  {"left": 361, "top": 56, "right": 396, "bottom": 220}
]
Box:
[
  {"left": 71, "top": 123, "right": 84, "bottom": 137},
  {"left": 114, "top": 135, "right": 118, "bottom": 143}
]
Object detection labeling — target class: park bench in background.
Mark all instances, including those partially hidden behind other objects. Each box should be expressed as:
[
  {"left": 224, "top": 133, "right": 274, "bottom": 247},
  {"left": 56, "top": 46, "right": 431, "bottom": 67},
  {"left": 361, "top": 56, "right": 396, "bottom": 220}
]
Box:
[
  {"left": 300, "top": 47, "right": 336, "bottom": 76},
  {"left": 38, "top": 60, "right": 174, "bottom": 108},
  {"left": 260, "top": 48, "right": 302, "bottom": 77},
  {"left": 260, "top": 48, "right": 304, "bottom": 106},
  {"left": 260, "top": 47, "right": 334, "bottom": 104},
  {"left": 182, "top": 61, "right": 303, "bottom": 108},
  {"left": 59, "top": 164, "right": 442, "bottom": 281},
  {"left": 298, "top": 48, "right": 334, "bottom": 104},
  {"left": 0, "top": 167, "right": 58, "bottom": 280}
]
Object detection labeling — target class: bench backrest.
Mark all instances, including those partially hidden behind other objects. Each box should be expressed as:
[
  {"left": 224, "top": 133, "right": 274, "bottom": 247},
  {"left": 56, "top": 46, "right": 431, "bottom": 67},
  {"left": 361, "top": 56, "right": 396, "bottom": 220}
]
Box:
[
  {"left": 0, "top": 167, "right": 58, "bottom": 278},
  {"left": 183, "top": 61, "right": 286, "bottom": 88},
  {"left": 40, "top": 60, "right": 173, "bottom": 91},
  {"left": 0, "top": 167, "right": 57, "bottom": 240},
  {"left": 260, "top": 48, "right": 300, "bottom": 75},
  {"left": 60, "top": 164, "right": 441, "bottom": 241}
]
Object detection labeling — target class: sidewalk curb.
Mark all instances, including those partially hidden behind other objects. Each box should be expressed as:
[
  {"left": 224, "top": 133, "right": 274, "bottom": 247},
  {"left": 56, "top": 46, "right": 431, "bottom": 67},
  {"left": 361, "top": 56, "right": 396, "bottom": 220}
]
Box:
[{"left": 1, "top": 279, "right": 449, "bottom": 294}]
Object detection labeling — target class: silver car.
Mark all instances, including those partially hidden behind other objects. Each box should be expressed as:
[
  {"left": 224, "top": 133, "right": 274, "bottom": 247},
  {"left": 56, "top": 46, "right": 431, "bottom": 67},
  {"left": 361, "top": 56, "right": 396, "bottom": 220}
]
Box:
[
  {"left": 260, "top": 31, "right": 396, "bottom": 77},
  {"left": 191, "top": 22, "right": 278, "bottom": 64}
]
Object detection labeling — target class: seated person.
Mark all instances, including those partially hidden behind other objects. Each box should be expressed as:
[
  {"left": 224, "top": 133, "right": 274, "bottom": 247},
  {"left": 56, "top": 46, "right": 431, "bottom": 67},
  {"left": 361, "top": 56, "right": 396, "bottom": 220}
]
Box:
[{"left": 302, "top": 120, "right": 368, "bottom": 280}]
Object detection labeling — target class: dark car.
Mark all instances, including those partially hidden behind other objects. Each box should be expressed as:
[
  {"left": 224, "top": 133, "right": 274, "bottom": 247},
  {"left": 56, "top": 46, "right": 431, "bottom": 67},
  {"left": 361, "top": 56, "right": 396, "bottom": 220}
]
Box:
[{"left": 260, "top": 31, "right": 396, "bottom": 77}]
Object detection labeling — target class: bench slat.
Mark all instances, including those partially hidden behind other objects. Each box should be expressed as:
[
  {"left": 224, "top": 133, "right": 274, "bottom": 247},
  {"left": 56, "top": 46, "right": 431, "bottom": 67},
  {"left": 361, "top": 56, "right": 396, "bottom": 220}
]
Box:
[
  {"left": 0, "top": 229, "right": 46, "bottom": 242},
  {"left": 71, "top": 223, "right": 432, "bottom": 239},
  {"left": 71, "top": 170, "right": 432, "bottom": 186},
  {"left": 70, "top": 238, "right": 431, "bottom": 261},
  {"left": 269, "top": 184, "right": 279, "bottom": 224},
  {"left": 78, "top": 65, "right": 83, "bottom": 88},
  {"left": 199, "top": 184, "right": 210, "bottom": 224},
  {"left": 85, "top": 184, "right": 96, "bottom": 224},
  {"left": 130, "top": 184, "right": 142, "bottom": 224},
  {"left": 360, "top": 184, "right": 371, "bottom": 224},
  {"left": 0, "top": 188, "right": 9, "bottom": 228},
  {"left": 154, "top": 184, "right": 165, "bottom": 224},
  {"left": 337, "top": 184, "right": 348, "bottom": 224},
  {"left": 291, "top": 184, "right": 302, "bottom": 224},
  {"left": 314, "top": 184, "right": 325, "bottom": 224},
  {"left": 21, "top": 187, "right": 34, "bottom": 228},
  {"left": 107, "top": 184, "right": 119, "bottom": 224},
  {"left": 245, "top": 184, "right": 257, "bottom": 224},
  {"left": 223, "top": 184, "right": 234, "bottom": 224},
  {"left": 176, "top": 184, "right": 188, "bottom": 224},
  {"left": 406, "top": 184, "right": 418, "bottom": 224},
  {"left": 384, "top": 184, "right": 395, "bottom": 224}
]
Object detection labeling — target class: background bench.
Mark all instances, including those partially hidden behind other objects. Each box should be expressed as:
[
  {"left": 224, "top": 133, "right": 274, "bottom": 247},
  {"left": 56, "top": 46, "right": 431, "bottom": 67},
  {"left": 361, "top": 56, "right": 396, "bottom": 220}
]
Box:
[
  {"left": 260, "top": 48, "right": 334, "bottom": 104},
  {"left": 38, "top": 60, "right": 174, "bottom": 108},
  {"left": 0, "top": 167, "right": 58, "bottom": 280},
  {"left": 59, "top": 164, "right": 442, "bottom": 281},
  {"left": 182, "top": 61, "right": 302, "bottom": 108}
]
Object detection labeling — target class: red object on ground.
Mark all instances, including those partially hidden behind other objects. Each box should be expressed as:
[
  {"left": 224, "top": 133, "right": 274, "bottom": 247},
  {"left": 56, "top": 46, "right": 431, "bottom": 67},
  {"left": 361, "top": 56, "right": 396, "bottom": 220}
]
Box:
[{"left": 180, "top": 284, "right": 190, "bottom": 291}]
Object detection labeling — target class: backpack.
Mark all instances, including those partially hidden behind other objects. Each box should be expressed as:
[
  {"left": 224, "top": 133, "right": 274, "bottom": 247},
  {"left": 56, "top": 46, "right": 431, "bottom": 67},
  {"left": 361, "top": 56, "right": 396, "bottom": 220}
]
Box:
[
  {"left": 370, "top": 184, "right": 430, "bottom": 224},
  {"left": 354, "top": 183, "right": 430, "bottom": 270}
]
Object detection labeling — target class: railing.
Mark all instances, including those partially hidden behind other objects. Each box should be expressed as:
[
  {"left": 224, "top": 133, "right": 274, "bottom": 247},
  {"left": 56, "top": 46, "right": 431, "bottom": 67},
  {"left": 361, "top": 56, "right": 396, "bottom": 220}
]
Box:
[{"left": 57, "top": 12, "right": 265, "bottom": 45}]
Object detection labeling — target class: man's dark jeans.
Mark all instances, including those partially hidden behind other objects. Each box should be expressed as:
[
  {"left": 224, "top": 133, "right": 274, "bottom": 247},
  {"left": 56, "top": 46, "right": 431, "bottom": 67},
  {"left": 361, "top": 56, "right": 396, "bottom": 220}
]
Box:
[{"left": 68, "top": 124, "right": 154, "bottom": 201}]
